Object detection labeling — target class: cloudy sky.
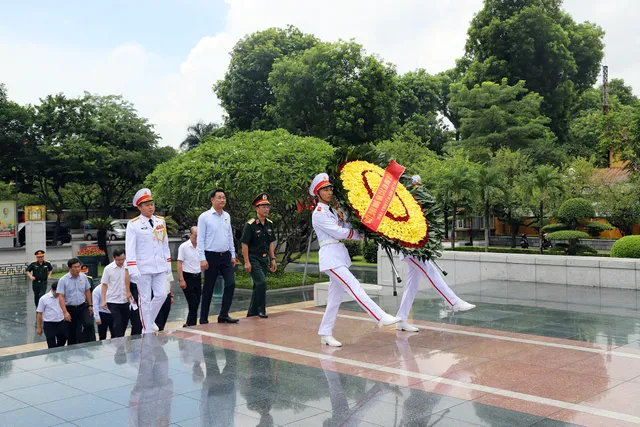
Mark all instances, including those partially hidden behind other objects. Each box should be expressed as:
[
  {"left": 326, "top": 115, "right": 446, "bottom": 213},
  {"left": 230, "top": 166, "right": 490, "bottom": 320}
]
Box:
[{"left": 1, "top": 0, "right": 638, "bottom": 148}]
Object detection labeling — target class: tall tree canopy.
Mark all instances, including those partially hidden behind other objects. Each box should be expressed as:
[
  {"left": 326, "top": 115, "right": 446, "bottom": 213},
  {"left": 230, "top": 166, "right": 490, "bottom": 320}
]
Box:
[
  {"left": 214, "top": 26, "right": 319, "bottom": 131},
  {"left": 267, "top": 40, "right": 399, "bottom": 146},
  {"left": 463, "top": 0, "right": 605, "bottom": 142}
]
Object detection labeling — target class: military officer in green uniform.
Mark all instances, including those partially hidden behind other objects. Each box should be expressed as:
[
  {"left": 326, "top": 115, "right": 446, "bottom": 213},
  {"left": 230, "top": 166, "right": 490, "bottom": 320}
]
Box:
[
  {"left": 26, "top": 250, "right": 53, "bottom": 309},
  {"left": 241, "top": 193, "right": 277, "bottom": 318}
]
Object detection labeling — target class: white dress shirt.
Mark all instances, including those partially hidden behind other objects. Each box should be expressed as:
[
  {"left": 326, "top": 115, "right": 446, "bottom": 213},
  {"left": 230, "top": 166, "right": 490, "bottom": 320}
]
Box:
[
  {"left": 101, "top": 261, "right": 127, "bottom": 303},
  {"left": 36, "top": 292, "right": 64, "bottom": 322},
  {"left": 178, "top": 240, "right": 201, "bottom": 274},
  {"left": 196, "top": 208, "right": 235, "bottom": 260}
]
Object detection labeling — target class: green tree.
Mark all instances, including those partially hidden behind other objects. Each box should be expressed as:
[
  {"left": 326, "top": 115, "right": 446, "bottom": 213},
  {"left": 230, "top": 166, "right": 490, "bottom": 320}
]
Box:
[
  {"left": 80, "top": 93, "right": 174, "bottom": 216},
  {"left": 214, "top": 26, "right": 319, "bottom": 131},
  {"left": 147, "top": 129, "right": 335, "bottom": 270},
  {"left": 180, "top": 121, "right": 222, "bottom": 151},
  {"left": 476, "top": 166, "right": 505, "bottom": 252},
  {"left": 448, "top": 79, "right": 559, "bottom": 164},
  {"left": 463, "top": 0, "right": 605, "bottom": 141},
  {"left": 267, "top": 40, "right": 399, "bottom": 146},
  {"left": 594, "top": 174, "right": 640, "bottom": 236},
  {"left": 562, "top": 156, "right": 598, "bottom": 198},
  {"left": 490, "top": 148, "right": 533, "bottom": 247},
  {"left": 526, "top": 165, "right": 564, "bottom": 252},
  {"left": 439, "top": 156, "right": 477, "bottom": 250},
  {"left": 63, "top": 183, "right": 102, "bottom": 219},
  {"left": 0, "top": 84, "right": 32, "bottom": 184}
]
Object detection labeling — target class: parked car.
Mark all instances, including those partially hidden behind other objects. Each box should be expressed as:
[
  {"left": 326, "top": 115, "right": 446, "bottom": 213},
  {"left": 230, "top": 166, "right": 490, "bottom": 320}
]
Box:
[
  {"left": 18, "top": 221, "right": 72, "bottom": 246},
  {"left": 84, "top": 219, "right": 128, "bottom": 241}
]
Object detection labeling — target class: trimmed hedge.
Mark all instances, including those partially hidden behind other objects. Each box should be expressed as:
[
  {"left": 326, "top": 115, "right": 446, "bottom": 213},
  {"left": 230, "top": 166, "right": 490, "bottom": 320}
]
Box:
[
  {"left": 546, "top": 230, "right": 590, "bottom": 241},
  {"left": 610, "top": 236, "right": 640, "bottom": 258},
  {"left": 558, "top": 198, "right": 595, "bottom": 226},
  {"left": 362, "top": 240, "right": 378, "bottom": 263},
  {"left": 541, "top": 223, "right": 567, "bottom": 233},
  {"left": 343, "top": 240, "right": 362, "bottom": 259},
  {"left": 445, "top": 246, "right": 609, "bottom": 257}
]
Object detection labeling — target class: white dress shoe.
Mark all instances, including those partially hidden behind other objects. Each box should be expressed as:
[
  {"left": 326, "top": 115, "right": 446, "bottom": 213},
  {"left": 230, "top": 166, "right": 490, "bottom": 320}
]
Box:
[
  {"left": 320, "top": 335, "right": 342, "bottom": 347},
  {"left": 396, "top": 321, "right": 419, "bottom": 332},
  {"left": 152, "top": 323, "right": 160, "bottom": 331},
  {"left": 452, "top": 300, "right": 476, "bottom": 312},
  {"left": 378, "top": 314, "right": 402, "bottom": 327}
]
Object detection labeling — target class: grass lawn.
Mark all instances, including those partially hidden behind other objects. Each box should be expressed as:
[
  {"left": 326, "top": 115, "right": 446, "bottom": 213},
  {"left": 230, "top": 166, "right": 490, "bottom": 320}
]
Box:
[{"left": 280, "top": 250, "right": 375, "bottom": 267}]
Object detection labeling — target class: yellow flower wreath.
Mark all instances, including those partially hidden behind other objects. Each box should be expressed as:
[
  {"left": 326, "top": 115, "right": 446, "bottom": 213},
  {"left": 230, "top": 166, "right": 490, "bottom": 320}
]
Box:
[{"left": 339, "top": 160, "right": 428, "bottom": 247}]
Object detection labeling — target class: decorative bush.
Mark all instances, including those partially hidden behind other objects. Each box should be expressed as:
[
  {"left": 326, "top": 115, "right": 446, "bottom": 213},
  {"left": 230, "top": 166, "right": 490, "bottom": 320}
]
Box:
[
  {"left": 362, "top": 239, "right": 378, "bottom": 264},
  {"left": 541, "top": 223, "right": 567, "bottom": 233},
  {"left": 611, "top": 236, "right": 640, "bottom": 258},
  {"left": 77, "top": 246, "right": 105, "bottom": 257},
  {"left": 343, "top": 240, "right": 362, "bottom": 259},
  {"left": 557, "top": 198, "right": 595, "bottom": 228},
  {"left": 547, "top": 230, "right": 590, "bottom": 255},
  {"left": 583, "top": 221, "right": 614, "bottom": 238}
]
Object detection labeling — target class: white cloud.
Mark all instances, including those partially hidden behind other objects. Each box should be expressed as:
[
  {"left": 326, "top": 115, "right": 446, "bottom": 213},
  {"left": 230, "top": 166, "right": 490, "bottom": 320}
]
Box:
[{"left": 0, "top": 0, "right": 639, "bottom": 149}]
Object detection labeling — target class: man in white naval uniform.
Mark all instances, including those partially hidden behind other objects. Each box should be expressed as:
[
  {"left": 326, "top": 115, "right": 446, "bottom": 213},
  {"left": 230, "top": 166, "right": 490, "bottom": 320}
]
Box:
[
  {"left": 125, "top": 188, "right": 172, "bottom": 334},
  {"left": 396, "top": 175, "right": 475, "bottom": 332},
  {"left": 310, "top": 173, "right": 401, "bottom": 347}
]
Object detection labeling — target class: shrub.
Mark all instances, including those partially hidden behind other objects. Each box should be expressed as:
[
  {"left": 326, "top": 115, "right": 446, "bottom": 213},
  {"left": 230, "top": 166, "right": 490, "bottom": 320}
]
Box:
[
  {"left": 445, "top": 246, "right": 609, "bottom": 257},
  {"left": 541, "top": 223, "right": 567, "bottom": 233},
  {"left": 362, "top": 239, "right": 378, "bottom": 263},
  {"left": 343, "top": 240, "right": 362, "bottom": 259},
  {"left": 583, "top": 221, "right": 614, "bottom": 238},
  {"left": 611, "top": 236, "right": 640, "bottom": 258},
  {"left": 546, "top": 230, "right": 590, "bottom": 241},
  {"left": 557, "top": 198, "right": 595, "bottom": 228}
]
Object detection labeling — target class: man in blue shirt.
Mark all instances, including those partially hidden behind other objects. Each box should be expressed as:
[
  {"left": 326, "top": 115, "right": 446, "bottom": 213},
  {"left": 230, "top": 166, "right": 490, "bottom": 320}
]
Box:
[
  {"left": 57, "top": 258, "right": 95, "bottom": 344},
  {"left": 197, "top": 189, "right": 238, "bottom": 324}
]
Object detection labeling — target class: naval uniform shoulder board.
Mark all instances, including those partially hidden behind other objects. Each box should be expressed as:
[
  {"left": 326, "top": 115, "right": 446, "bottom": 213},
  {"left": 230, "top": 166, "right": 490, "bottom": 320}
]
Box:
[
  {"left": 131, "top": 216, "right": 140, "bottom": 222},
  {"left": 155, "top": 215, "right": 164, "bottom": 219},
  {"left": 247, "top": 218, "right": 256, "bottom": 224}
]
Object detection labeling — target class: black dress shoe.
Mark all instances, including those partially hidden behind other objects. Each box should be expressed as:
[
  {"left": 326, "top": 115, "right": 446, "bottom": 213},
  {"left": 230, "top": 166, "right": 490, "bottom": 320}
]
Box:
[
  {"left": 259, "top": 313, "right": 268, "bottom": 318},
  {"left": 200, "top": 320, "right": 209, "bottom": 325},
  {"left": 218, "top": 316, "right": 239, "bottom": 324}
]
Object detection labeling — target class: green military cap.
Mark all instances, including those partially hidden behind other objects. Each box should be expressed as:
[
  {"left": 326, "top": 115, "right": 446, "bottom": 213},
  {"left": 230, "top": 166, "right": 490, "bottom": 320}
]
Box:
[
  {"left": 252, "top": 193, "right": 271, "bottom": 207},
  {"left": 34, "top": 250, "right": 45, "bottom": 256}
]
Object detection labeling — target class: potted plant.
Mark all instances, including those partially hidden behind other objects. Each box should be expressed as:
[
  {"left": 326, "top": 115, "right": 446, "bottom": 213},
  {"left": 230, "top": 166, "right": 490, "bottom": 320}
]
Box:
[
  {"left": 77, "top": 245, "right": 105, "bottom": 280},
  {"left": 85, "top": 217, "right": 114, "bottom": 265}
]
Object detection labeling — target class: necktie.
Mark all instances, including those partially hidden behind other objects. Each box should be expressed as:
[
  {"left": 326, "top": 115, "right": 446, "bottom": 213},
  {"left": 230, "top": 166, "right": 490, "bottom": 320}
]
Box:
[
  {"left": 329, "top": 207, "right": 334, "bottom": 214},
  {"left": 149, "top": 218, "right": 154, "bottom": 228}
]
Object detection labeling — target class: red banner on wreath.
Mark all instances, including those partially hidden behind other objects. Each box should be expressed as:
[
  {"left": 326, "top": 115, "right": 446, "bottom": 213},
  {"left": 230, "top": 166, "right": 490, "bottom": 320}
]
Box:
[{"left": 361, "top": 160, "right": 406, "bottom": 232}]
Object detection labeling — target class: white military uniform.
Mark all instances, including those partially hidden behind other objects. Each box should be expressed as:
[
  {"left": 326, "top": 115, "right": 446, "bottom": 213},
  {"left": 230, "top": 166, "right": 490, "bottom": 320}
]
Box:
[
  {"left": 125, "top": 188, "right": 171, "bottom": 334},
  {"left": 395, "top": 175, "right": 474, "bottom": 325},
  {"left": 310, "top": 173, "right": 397, "bottom": 338},
  {"left": 397, "top": 254, "right": 460, "bottom": 320}
]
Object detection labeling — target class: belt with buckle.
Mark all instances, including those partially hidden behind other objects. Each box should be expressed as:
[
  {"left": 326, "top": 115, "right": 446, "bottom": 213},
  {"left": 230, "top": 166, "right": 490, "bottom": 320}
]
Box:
[{"left": 250, "top": 251, "right": 268, "bottom": 257}]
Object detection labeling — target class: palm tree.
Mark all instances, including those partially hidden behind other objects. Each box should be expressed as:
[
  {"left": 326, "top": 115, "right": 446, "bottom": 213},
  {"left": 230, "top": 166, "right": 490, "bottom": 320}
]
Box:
[
  {"left": 441, "top": 165, "right": 476, "bottom": 250},
  {"left": 529, "top": 165, "right": 564, "bottom": 253},
  {"left": 478, "top": 166, "right": 505, "bottom": 252},
  {"left": 180, "top": 121, "right": 219, "bottom": 151}
]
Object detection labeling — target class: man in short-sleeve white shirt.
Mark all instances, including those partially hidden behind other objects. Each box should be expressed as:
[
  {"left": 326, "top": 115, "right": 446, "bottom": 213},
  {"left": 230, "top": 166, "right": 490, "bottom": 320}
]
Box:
[
  {"left": 101, "top": 249, "right": 129, "bottom": 337},
  {"left": 178, "top": 226, "right": 202, "bottom": 327}
]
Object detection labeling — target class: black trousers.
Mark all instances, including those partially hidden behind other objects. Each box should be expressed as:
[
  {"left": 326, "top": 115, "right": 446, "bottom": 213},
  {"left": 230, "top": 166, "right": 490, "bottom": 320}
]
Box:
[
  {"left": 182, "top": 272, "right": 202, "bottom": 326},
  {"left": 201, "top": 251, "right": 235, "bottom": 322},
  {"left": 97, "top": 311, "right": 115, "bottom": 340},
  {"left": 43, "top": 320, "right": 67, "bottom": 348},
  {"left": 130, "top": 282, "right": 142, "bottom": 336},
  {"left": 107, "top": 302, "right": 130, "bottom": 338},
  {"left": 33, "top": 281, "right": 47, "bottom": 308},
  {"left": 155, "top": 293, "right": 172, "bottom": 331},
  {"left": 66, "top": 303, "right": 95, "bottom": 345}
]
